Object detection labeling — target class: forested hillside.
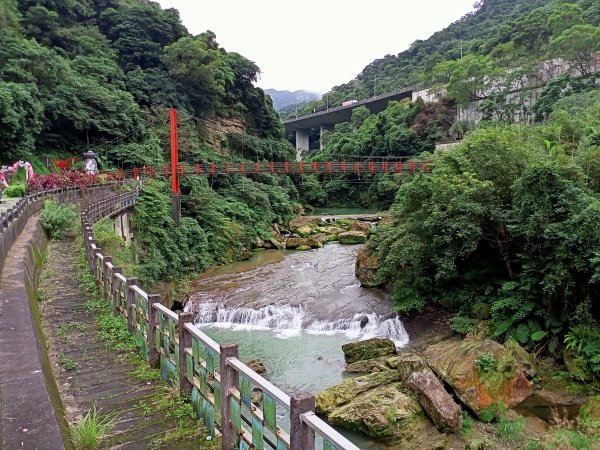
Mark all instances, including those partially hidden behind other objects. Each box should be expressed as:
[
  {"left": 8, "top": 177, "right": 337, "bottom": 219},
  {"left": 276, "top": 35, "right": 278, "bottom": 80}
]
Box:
[
  {"left": 286, "top": 0, "right": 600, "bottom": 117},
  {"left": 0, "top": 0, "right": 299, "bottom": 287}
]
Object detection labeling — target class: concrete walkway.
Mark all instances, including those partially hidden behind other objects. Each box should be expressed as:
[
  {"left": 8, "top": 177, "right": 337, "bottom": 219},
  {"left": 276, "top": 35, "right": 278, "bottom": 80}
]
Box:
[
  {"left": 0, "top": 214, "right": 66, "bottom": 450},
  {"left": 40, "top": 240, "right": 212, "bottom": 449}
]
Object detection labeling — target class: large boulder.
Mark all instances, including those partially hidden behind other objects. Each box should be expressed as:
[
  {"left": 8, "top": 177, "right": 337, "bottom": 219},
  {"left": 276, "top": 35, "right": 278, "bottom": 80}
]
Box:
[
  {"left": 423, "top": 338, "right": 531, "bottom": 420},
  {"left": 289, "top": 216, "right": 320, "bottom": 232},
  {"left": 504, "top": 339, "right": 536, "bottom": 379},
  {"left": 342, "top": 338, "right": 396, "bottom": 364},
  {"left": 345, "top": 356, "right": 390, "bottom": 373},
  {"left": 327, "top": 382, "right": 422, "bottom": 438},
  {"left": 397, "top": 351, "right": 428, "bottom": 382},
  {"left": 355, "top": 247, "right": 383, "bottom": 287},
  {"left": 349, "top": 221, "right": 372, "bottom": 236},
  {"left": 338, "top": 231, "right": 367, "bottom": 245},
  {"left": 309, "top": 233, "right": 329, "bottom": 246},
  {"left": 315, "top": 370, "right": 400, "bottom": 415},
  {"left": 407, "top": 368, "right": 462, "bottom": 432},
  {"left": 285, "top": 237, "right": 310, "bottom": 249}
]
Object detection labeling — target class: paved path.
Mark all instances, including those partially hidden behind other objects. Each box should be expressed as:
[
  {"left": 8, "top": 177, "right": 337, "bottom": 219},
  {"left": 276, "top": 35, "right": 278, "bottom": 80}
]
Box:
[
  {"left": 0, "top": 215, "right": 65, "bottom": 450},
  {"left": 40, "top": 240, "right": 215, "bottom": 449}
]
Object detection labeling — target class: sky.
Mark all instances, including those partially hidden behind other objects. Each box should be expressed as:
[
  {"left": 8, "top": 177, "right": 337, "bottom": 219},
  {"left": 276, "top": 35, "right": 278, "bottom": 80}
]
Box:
[{"left": 156, "top": 0, "right": 477, "bottom": 94}]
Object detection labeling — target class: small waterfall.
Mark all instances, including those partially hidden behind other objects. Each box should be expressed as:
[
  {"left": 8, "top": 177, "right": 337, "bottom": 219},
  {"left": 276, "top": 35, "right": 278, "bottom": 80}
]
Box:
[{"left": 190, "top": 302, "right": 409, "bottom": 348}]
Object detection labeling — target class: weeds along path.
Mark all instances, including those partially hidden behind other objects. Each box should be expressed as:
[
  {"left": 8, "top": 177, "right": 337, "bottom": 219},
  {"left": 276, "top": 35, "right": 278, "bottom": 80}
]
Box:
[{"left": 40, "top": 239, "right": 217, "bottom": 450}]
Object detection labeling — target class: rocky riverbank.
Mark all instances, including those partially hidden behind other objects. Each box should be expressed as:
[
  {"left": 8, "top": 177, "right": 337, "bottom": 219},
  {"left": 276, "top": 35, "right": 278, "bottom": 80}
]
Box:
[{"left": 317, "top": 335, "right": 600, "bottom": 449}]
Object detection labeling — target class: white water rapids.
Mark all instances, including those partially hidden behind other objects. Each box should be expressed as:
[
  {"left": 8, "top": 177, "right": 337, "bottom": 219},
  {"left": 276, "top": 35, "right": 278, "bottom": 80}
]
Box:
[{"left": 188, "top": 302, "right": 409, "bottom": 348}]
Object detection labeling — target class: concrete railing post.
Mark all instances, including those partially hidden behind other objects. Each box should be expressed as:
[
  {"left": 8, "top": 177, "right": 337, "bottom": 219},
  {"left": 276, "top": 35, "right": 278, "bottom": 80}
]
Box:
[
  {"left": 102, "top": 257, "right": 112, "bottom": 299},
  {"left": 111, "top": 267, "right": 122, "bottom": 314},
  {"left": 148, "top": 295, "right": 161, "bottom": 368},
  {"left": 220, "top": 343, "right": 239, "bottom": 449},
  {"left": 178, "top": 312, "right": 194, "bottom": 397},
  {"left": 125, "top": 278, "right": 138, "bottom": 332},
  {"left": 290, "top": 392, "right": 316, "bottom": 450},
  {"left": 92, "top": 247, "right": 101, "bottom": 284}
]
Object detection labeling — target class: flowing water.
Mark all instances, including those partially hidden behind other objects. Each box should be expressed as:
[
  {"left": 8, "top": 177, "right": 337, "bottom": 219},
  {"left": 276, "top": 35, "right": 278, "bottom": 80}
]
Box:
[{"left": 186, "top": 242, "right": 407, "bottom": 449}]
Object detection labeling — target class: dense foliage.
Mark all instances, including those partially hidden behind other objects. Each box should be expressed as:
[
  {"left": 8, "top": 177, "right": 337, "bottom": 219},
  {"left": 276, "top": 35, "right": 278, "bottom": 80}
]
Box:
[
  {"left": 1, "top": 0, "right": 301, "bottom": 288},
  {"left": 298, "top": 99, "right": 453, "bottom": 208},
  {"left": 0, "top": 0, "right": 283, "bottom": 166},
  {"left": 368, "top": 91, "right": 600, "bottom": 374}
]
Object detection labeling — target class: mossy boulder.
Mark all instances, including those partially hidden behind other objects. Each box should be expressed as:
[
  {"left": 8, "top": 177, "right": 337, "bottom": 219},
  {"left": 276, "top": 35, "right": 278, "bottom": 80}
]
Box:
[
  {"left": 349, "top": 221, "right": 372, "bottom": 236},
  {"left": 289, "top": 216, "right": 320, "bottom": 231},
  {"left": 407, "top": 368, "right": 462, "bottom": 432},
  {"left": 563, "top": 351, "right": 593, "bottom": 382},
  {"left": 397, "top": 351, "right": 428, "bottom": 382},
  {"left": 504, "top": 339, "right": 536, "bottom": 379},
  {"left": 345, "top": 356, "right": 390, "bottom": 373},
  {"left": 327, "top": 382, "right": 422, "bottom": 438},
  {"left": 338, "top": 231, "right": 367, "bottom": 245},
  {"left": 296, "top": 225, "right": 313, "bottom": 237},
  {"left": 355, "top": 247, "right": 383, "bottom": 287},
  {"left": 342, "top": 338, "right": 396, "bottom": 364},
  {"left": 285, "top": 237, "right": 309, "bottom": 249},
  {"left": 315, "top": 370, "right": 400, "bottom": 415},
  {"left": 423, "top": 338, "right": 531, "bottom": 420},
  {"left": 297, "top": 245, "right": 311, "bottom": 251},
  {"left": 308, "top": 233, "right": 329, "bottom": 246}
]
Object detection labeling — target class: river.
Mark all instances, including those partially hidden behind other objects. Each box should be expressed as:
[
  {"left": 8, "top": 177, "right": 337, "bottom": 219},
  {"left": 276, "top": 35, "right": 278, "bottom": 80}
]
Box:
[{"left": 185, "top": 242, "right": 407, "bottom": 449}]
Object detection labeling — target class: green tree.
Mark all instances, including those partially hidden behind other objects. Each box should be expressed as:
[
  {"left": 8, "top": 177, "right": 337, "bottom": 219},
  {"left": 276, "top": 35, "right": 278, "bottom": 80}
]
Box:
[
  {"left": 550, "top": 24, "right": 600, "bottom": 77},
  {"left": 162, "top": 35, "right": 225, "bottom": 116}
]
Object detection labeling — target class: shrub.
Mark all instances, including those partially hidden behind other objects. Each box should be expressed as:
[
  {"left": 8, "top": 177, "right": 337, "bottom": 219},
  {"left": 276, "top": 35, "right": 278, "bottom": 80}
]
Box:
[
  {"left": 475, "top": 353, "right": 498, "bottom": 373},
  {"left": 3, "top": 184, "right": 26, "bottom": 198},
  {"left": 40, "top": 200, "right": 79, "bottom": 239}
]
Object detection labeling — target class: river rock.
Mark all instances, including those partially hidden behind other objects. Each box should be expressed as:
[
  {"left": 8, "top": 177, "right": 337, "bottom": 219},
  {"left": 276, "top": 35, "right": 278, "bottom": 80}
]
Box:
[
  {"left": 326, "top": 382, "right": 422, "bottom": 438},
  {"left": 315, "top": 370, "right": 400, "bottom": 415},
  {"left": 397, "top": 350, "right": 428, "bottom": 382},
  {"left": 297, "top": 245, "right": 311, "bottom": 251},
  {"left": 289, "top": 216, "right": 320, "bottom": 231},
  {"left": 349, "top": 221, "right": 372, "bottom": 236},
  {"left": 345, "top": 356, "right": 390, "bottom": 373},
  {"left": 309, "top": 233, "right": 329, "bottom": 246},
  {"left": 296, "top": 225, "right": 313, "bottom": 237},
  {"left": 342, "top": 338, "right": 397, "bottom": 364},
  {"left": 355, "top": 247, "right": 383, "bottom": 287},
  {"left": 521, "top": 388, "right": 587, "bottom": 422},
  {"left": 285, "top": 237, "right": 309, "bottom": 249},
  {"left": 246, "top": 358, "right": 266, "bottom": 374},
  {"left": 269, "top": 237, "right": 284, "bottom": 249},
  {"left": 407, "top": 368, "right": 462, "bottom": 432},
  {"left": 423, "top": 338, "right": 531, "bottom": 420},
  {"left": 338, "top": 231, "right": 367, "bottom": 244}
]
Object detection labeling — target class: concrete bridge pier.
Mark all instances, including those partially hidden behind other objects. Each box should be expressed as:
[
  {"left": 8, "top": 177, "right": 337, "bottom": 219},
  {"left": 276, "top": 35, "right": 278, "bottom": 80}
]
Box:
[
  {"left": 296, "top": 128, "right": 309, "bottom": 161},
  {"left": 320, "top": 124, "right": 334, "bottom": 150}
]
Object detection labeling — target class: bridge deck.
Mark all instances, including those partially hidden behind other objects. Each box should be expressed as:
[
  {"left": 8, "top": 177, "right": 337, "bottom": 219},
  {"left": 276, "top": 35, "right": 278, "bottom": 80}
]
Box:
[{"left": 40, "top": 240, "right": 215, "bottom": 449}]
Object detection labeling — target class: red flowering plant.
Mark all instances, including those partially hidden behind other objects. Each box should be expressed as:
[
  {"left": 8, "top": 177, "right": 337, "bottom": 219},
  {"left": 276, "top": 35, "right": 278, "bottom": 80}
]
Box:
[{"left": 27, "top": 170, "right": 122, "bottom": 192}]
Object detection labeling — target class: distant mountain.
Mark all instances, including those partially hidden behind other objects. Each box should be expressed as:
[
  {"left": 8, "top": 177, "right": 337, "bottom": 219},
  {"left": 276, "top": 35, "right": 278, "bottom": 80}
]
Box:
[{"left": 265, "top": 89, "right": 320, "bottom": 111}]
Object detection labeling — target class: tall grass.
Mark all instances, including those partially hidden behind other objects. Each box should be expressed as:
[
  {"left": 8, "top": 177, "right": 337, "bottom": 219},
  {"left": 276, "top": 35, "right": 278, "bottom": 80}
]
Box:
[{"left": 70, "top": 404, "right": 118, "bottom": 449}]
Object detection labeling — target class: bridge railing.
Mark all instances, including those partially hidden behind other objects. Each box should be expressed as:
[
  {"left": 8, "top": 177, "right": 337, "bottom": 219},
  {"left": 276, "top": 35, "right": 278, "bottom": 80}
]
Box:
[{"left": 80, "top": 185, "right": 361, "bottom": 450}]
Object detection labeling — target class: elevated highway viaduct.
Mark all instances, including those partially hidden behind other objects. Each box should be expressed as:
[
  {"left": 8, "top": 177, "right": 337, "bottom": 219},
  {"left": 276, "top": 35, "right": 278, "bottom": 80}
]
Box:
[{"left": 282, "top": 85, "right": 419, "bottom": 155}]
